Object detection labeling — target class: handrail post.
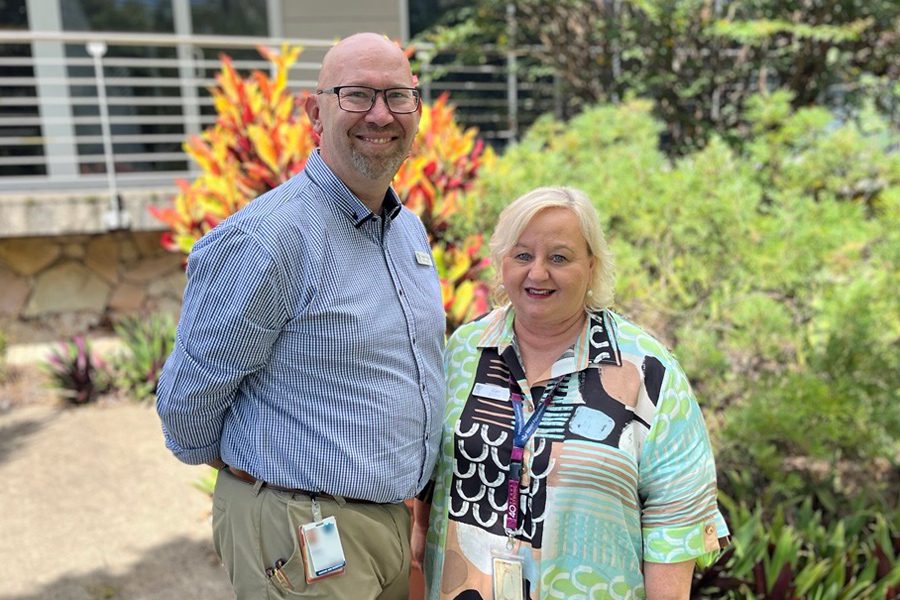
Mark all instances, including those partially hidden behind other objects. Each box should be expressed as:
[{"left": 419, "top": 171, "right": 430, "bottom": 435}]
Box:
[
  {"left": 173, "top": 0, "right": 201, "bottom": 177},
  {"left": 87, "top": 41, "right": 130, "bottom": 230},
  {"left": 417, "top": 48, "right": 432, "bottom": 105},
  {"left": 26, "top": 0, "right": 78, "bottom": 180},
  {"left": 506, "top": 3, "right": 518, "bottom": 143}
]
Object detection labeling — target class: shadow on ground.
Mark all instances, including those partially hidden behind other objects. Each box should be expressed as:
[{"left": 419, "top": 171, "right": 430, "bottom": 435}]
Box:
[
  {"left": 1, "top": 537, "right": 232, "bottom": 600},
  {"left": 0, "top": 411, "right": 57, "bottom": 465}
]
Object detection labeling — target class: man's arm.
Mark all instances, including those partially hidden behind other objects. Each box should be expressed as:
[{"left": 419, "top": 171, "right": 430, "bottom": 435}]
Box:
[
  {"left": 157, "top": 226, "right": 287, "bottom": 465},
  {"left": 410, "top": 497, "right": 430, "bottom": 570},
  {"left": 644, "top": 560, "right": 694, "bottom": 600}
]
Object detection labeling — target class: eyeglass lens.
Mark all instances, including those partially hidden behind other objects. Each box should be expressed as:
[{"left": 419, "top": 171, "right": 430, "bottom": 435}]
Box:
[{"left": 338, "top": 87, "right": 419, "bottom": 113}]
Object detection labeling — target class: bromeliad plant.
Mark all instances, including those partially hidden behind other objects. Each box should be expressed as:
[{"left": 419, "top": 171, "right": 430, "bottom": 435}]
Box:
[
  {"left": 42, "top": 336, "right": 109, "bottom": 405},
  {"left": 151, "top": 44, "right": 492, "bottom": 333},
  {"left": 109, "top": 313, "right": 176, "bottom": 403}
]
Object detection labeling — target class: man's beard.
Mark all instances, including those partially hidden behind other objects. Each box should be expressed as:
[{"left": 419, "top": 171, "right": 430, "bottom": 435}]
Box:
[{"left": 350, "top": 138, "right": 408, "bottom": 180}]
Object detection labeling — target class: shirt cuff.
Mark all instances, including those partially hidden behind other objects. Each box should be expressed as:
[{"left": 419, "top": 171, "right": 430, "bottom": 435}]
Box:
[
  {"left": 643, "top": 518, "right": 730, "bottom": 564},
  {"left": 164, "top": 435, "right": 221, "bottom": 466}
]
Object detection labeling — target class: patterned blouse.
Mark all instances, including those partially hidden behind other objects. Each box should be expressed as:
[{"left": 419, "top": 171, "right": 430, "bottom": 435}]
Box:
[{"left": 423, "top": 306, "right": 729, "bottom": 600}]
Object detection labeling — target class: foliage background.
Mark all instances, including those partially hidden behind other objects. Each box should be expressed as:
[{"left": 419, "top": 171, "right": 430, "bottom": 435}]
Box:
[
  {"left": 461, "top": 72, "right": 899, "bottom": 600},
  {"left": 415, "top": 0, "right": 899, "bottom": 153},
  {"left": 144, "top": 14, "right": 900, "bottom": 596}
]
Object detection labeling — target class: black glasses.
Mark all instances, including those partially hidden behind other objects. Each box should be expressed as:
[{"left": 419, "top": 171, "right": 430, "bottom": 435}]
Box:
[{"left": 316, "top": 85, "right": 420, "bottom": 114}]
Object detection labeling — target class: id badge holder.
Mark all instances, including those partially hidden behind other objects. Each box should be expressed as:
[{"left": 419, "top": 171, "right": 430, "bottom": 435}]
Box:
[
  {"left": 491, "top": 544, "right": 525, "bottom": 600},
  {"left": 298, "top": 496, "right": 347, "bottom": 583}
]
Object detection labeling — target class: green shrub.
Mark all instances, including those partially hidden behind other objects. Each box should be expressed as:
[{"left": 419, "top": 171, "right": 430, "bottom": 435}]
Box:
[
  {"left": 42, "top": 336, "right": 109, "bottom": 405},
  {"left": 694, "top": 495, "right": 900, "bottom": 599},
  {"left": 109, "top": 313, "right": 176, "bottom": 403},
  {"left": 470, "top": 93, "right": 900, "bottom": 514}
]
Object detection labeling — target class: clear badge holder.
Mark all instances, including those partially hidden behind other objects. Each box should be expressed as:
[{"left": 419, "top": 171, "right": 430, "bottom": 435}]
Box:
[
  {"left": 298, "top": 496, "right": 347, "bottom": 583},
  {"left": 491, "top": 539, "right": 525, "bottom": 600}
]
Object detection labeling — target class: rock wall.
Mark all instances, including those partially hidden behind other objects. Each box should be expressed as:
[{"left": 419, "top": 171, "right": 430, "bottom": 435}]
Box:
[{"left": 0, "top": 232, "right": 185, "bottom": 345}]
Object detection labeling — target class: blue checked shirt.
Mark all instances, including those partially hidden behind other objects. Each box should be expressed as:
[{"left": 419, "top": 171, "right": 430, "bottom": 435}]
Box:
[{"left": 156, "top": 151, "right": 446, "bottom": 503}]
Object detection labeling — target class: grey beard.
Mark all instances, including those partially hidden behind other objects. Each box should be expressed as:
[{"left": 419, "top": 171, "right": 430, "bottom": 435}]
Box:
[{"left": 350, "top": 146, "right": 407, "bottom": 180}]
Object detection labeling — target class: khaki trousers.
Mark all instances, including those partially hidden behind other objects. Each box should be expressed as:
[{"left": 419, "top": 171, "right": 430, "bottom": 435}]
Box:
[{"left": 212, "top": 468, "right": 411, "bottom": 600}]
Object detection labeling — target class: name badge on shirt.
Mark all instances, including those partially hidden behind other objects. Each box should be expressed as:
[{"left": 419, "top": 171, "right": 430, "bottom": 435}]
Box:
[
  {"left": 473, "top": 383, "right": 510, "bottom": 402},
  {"left": 492, "top": 550, "right": 525, "bottom": 600},
  {"left": 415, "top": 250, "right": 433, "bottom": 266}
]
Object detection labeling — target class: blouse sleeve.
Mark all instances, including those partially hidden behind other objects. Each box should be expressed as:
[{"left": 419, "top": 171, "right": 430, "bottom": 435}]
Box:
[{"left": 638, "top": 358, "right": 730, "bottom": 563}]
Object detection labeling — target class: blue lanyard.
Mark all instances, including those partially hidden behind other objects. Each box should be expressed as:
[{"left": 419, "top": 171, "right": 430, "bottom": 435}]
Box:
[
  {"left": 505, "top": 374, "right": 566, "bottom": 532},
  {"left": 510, "top": 376, "right": 564, "bottom": 449}
]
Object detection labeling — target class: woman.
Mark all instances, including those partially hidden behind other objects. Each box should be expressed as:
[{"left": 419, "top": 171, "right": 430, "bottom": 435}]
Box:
[{"left": 415, "top": 187, "right": 729, "bottom": 599}]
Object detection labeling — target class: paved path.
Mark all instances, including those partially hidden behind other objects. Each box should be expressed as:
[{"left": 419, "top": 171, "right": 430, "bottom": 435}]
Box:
[{"left": 0, "top": 402, "right": 233, "bottom": 599}]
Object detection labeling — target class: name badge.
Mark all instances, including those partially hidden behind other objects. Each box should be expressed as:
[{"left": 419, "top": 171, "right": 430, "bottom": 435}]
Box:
[
  {"left": 299, "top": 516, "right": 346, "bottom": 582},
  {"left": 473, "top": 383, "right": 510, "bottom": 402},
  {"left": 492, "top": 551, "right": 525, "bottom": 600},
  {"left": 415, "top": 250, "right": 433, "bottom": 266}
]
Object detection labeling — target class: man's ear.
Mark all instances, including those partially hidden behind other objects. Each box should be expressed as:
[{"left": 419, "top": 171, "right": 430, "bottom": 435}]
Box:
[{"left": 305, "top": 94, "right": 323, "bottom": 134}]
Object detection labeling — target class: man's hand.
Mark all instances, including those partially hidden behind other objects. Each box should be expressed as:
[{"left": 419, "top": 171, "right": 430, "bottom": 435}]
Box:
[
  {"left": 207, "top": 458, "right": 227, "bottom": 471},
  {"left": 410, "top": 498, "right": 431, "bottom": 570}
]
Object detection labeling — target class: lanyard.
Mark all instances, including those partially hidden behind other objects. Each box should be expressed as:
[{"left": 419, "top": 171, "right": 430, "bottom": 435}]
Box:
[{"left": 505, "top": 375, "right": 566, "bottom": 532}]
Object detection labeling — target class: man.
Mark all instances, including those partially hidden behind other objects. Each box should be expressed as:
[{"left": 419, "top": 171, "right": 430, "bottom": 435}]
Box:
[{"left": 156, "top": 33, "right": 445, "bottom": 599}]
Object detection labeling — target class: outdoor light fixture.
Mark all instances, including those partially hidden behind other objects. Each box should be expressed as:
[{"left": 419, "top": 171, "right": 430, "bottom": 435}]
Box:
[{"left": 87, "top": 40, "right": 131, "bottom": 231}]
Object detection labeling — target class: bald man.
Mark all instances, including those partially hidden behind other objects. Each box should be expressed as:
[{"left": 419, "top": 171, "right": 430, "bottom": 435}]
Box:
[{"left": 157, "top": 33, "right": 445, "bottom": 599}]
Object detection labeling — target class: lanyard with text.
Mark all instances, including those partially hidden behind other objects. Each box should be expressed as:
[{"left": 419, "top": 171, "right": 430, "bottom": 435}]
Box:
[{"left": 505, "top": 374, "right": 567, "bottom": 533}]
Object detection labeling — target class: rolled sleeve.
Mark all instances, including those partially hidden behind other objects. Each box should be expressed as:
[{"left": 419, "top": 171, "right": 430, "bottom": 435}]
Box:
[
  {"left": 639, "top": 361, "right": 729, "bottom": 563},
  {"left": 156, "top": 225, "right": 288, "bottom": 465}
]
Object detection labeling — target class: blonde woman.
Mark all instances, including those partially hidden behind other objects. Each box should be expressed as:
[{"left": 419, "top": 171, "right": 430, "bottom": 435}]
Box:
[{"left": 414, "top": 187, "right": 728, "bottom": 600}]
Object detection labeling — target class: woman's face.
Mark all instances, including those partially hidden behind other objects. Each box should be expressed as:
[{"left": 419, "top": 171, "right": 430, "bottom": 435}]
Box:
[{"left": 501, "top": 207, "right": 594, "bottom": 329}]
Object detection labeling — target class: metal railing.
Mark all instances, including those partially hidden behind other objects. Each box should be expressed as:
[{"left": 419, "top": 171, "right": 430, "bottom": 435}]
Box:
[{"left": 0, "top": 29, "right": 558, "bottom": 204}]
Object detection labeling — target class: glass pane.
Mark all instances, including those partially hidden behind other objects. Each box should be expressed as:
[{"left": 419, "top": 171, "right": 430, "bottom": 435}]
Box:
[
  {"left": 0, "top": 0, "right": 29, "bottom": 30},
  {"left": 60, "top": 1, "right": 185, "bottom": 174},
  {"left": 61, "top": 0, "right": 175, "bottom": 33},
  {"left": 67, "top": 43, "right": 186, "bottom": 175},
  {"left": 190, "top": 0, "right": 268, "bottom": 37},
  {"left": 0, "top": 1, "right": 44, "bottom": 176}
]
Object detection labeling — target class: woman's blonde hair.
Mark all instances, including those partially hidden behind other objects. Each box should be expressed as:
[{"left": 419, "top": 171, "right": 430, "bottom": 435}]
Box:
[{"left": 488, "top": 186, "right": 615, "bottom": 312}]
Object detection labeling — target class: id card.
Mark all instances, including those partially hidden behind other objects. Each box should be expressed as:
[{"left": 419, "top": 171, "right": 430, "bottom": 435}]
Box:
[
  {"left": 491, "top": 550, "right": 525, "bottom": 600},
  {"left": 299, "top": 516, "right": 346, "bottom": 583}
]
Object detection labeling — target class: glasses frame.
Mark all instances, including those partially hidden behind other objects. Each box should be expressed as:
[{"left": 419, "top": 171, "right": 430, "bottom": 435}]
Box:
[{"left": 316, "top": 85, "right": 421, "bottom": 114}]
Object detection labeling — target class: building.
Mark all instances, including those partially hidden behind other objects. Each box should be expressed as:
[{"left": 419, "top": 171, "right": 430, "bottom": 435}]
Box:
[{"left": 0, "top": 0, "right": 410, "bottom": 346}]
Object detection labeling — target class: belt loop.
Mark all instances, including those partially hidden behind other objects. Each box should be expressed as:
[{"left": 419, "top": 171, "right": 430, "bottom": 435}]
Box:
[
  {"left": 252, "top": 479, "right": 264, "bottom": 496},
  {"left": 332, "top": 495, "right": 347, "bottom": 508}
]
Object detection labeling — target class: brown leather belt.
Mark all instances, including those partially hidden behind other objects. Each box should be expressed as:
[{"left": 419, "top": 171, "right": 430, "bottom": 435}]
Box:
[{"left": 225, "top": 467, "right": 380, "bottom": 505}]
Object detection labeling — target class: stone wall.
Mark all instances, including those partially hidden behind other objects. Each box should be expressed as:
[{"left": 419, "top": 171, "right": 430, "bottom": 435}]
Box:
[{"left": 0, "top": 231, "right": 185, "bottom": 345}]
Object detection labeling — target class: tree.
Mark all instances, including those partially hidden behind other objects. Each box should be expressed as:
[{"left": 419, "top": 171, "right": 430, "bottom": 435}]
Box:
[{"left": 418, "top": 0, "right": 900, "bottom": 152}]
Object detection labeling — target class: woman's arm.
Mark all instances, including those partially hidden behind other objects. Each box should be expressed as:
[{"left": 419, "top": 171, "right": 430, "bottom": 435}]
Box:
[{"left": 644, "top": 560, "right": 694, "bottom": 600}]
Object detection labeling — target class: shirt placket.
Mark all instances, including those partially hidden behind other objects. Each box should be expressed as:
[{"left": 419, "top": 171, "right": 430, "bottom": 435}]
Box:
[{"left": 377, "top": 218, "right": 434, "bottom": 487}]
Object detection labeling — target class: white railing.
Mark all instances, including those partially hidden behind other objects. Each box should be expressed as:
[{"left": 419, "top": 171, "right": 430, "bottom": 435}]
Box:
[
  {"left": 0, "top": 30, "right": 332, "bottom": 196},
  {"left": 0, "top": 29, "right": 558, "bottom": 202}
]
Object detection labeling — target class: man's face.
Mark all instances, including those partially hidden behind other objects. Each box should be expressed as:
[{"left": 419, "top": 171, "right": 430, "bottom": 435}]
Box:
[{"left": 307, "top": 40, "right": 420, "bottom": 190}]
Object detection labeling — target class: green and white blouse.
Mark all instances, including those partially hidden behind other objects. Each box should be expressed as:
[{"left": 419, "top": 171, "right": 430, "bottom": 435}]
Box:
[{"left": 423, "top": 306, "right": 729, "bottom": 600}]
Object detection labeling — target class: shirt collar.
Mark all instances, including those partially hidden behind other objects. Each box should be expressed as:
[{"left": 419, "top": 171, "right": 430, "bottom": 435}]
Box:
[
  {"left": 477, "top": 305, "right": 622, "bottom": 372},
  {"left": 303, "top": 150, "right": 403, "bottom": 227}
]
